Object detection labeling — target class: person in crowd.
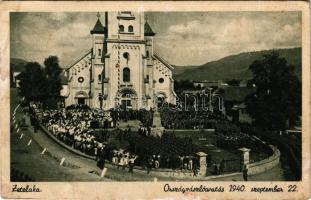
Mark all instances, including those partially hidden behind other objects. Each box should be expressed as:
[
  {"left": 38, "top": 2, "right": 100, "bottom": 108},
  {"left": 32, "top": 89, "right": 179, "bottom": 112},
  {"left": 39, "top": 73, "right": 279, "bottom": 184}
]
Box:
[
  {"left": 243, "top": 164, "right": 249, "bottom": 181},
  {"left": 118, "top": 154, "right": 125, "bottom": 169},
  {"left": 112, "top": 153, "right": 118, "bottom": 165},
  {"left": 193, "top": 162, "right": 198, "bottom": 176},
  {"left": 123, "top": 154, "right": 129, "bottom": 170},
  {"left": 146, "top": 157, "right": 153, "bottom": 174},
  {"left": 96, "top": 143, "right": 106, "bottom": 169},
  {"left": 154, "top": 158, "right": 160, "bottom": 169},
  {"left": 128, "top": 155, "right": 137, "bottom": 173},
  {"left": 183, "top": 156, "right": 189, "bottom": 170},
  {"left": 179, "top": 156, "right": 184, "bottom": 170},
  {"left": 188, "top": 157, "right": 193, "bottom": 170}
]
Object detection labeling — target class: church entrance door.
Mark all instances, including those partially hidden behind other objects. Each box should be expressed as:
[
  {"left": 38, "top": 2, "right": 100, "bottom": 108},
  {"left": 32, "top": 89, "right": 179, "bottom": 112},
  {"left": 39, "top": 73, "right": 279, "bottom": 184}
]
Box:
[
  {"left": 78, "top": 98, "right": 86, "bottom": 105},
  {"left": 121, "top": 98, "right": 132, "bottom": 110},
  {"left": 118, "top": 88, "right": 137, "bottom": 110},
  {"left": 75, "top": 91, "right": 88, "bottom": 106},
  {"left": 121, "top": 93, "right": 133, "bottom": 110}
]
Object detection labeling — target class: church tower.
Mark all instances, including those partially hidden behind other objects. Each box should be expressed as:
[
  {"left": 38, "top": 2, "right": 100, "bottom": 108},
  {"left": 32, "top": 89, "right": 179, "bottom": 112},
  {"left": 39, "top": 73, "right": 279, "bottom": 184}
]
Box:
[
  {"left": 104, "top": 12, "right": 146, "bottom": 110},
  {"left": 90, "top": 13, "right": 106, "bottom": 108}
]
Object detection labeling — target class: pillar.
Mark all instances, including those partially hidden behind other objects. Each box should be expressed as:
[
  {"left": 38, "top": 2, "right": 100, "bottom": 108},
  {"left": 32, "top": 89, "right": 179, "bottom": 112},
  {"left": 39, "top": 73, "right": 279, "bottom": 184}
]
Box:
[
  {"left": 239, "top": 147, "right": 251, "bottom": 170},
  {"left": 196, "top": 152, "right": 208, "bottom": 176}
]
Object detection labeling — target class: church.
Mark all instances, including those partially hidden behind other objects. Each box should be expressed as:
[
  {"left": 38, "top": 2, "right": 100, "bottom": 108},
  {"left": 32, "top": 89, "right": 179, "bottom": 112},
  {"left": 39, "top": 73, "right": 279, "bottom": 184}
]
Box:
[{"left": 62, "top": 12, "right": 176, "bottom": 110}]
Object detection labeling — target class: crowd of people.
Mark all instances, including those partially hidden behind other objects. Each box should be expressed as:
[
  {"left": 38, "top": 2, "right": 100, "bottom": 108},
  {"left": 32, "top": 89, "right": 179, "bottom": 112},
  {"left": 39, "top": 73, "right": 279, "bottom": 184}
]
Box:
[
  {"left": 159, "top": 108, "right": 255, "bottom": 150},
  {"left": 28, "top": 103, "right": 162, "bottom": 173},
  {"left": 127, "top": 132, "right": 200, "bottom": 172},
  {"left": 110, "top": 108, "right": 153, "bottom": 127},
  {"left": 110, "top": 150, "right": 137, "bottom": 172},
  {"left": 32, "top": 105, "right": 106, "bottom": 155},
  {"left": 159, "top": 109, "right": 228, "bottom": 130},
  {"left": 27, "top": 102, "right": 260, "bottom": 175},
  {"left": 216, "top": 132, "right": 251, "bottom": 150}
]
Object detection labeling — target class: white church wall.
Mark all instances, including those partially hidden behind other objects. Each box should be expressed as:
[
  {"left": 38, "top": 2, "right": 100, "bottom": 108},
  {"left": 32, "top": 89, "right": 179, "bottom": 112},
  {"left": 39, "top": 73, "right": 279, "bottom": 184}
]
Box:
[
  {"left": 153, "top": 60, "right": 175, "bottom": 104},
  {"left": 66, "top": 54, "right": 91, "bottom": 106},
  {"left": 105, "top": 42, "right": 146, "bottom": 109}
]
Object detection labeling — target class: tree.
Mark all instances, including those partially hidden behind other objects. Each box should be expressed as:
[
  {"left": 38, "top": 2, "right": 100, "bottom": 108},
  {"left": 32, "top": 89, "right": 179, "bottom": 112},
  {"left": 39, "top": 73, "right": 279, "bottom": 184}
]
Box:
[
  {"left": 18, "top": 62, "right": 46, "bottom": 102},
  {"left": 245, "top": 52, "right": 301, "bottom": 131},
  {"left": 174, "top": 80, "right": 195, "bottom": 94},
  {"left": 43, "top": 56, "right": 63, "bottom": 108}
]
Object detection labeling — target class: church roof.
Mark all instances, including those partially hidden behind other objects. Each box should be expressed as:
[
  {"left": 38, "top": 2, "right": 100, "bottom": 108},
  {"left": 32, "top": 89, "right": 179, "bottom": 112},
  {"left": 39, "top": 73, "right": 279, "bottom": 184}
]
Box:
[
  {"left": 90, "top": 19, "right": 106, "bottom": 34},
  {"left": 153, "top": 52, "right": 174, "bottom": 70},
  {"left": 65, "top": 49, "right": 92, "bottom": 71},
  {"left": 144, "top": 22, "right": 155, "bottom": 36}
]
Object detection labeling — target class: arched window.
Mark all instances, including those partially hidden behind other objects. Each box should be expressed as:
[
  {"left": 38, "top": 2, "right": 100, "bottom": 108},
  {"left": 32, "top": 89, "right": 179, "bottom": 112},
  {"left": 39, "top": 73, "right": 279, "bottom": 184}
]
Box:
[
  {"left": 98, "top": 74, "right": 102, "bottom": 82},
  {"left": 98, "top": 49, "right": 101, "bottom": 56},
  {"left": 119, "top": 25, "right": 124, "bottom": 32},
  {"left": 146, "top": 50, "right": 149, "bottom": 58},
  {"left": 123, "top": 68, "right": 130, "bottom": 82},
  {"left": 128, "top": 25, "right": 133, "bottom": 33}
]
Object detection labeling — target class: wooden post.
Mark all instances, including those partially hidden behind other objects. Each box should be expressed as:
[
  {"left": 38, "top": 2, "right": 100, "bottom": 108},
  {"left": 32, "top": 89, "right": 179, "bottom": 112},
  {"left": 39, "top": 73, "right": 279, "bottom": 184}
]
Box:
[
  {"left": 41, "top": 148, "right": 47, "bottom": 155},
  {"left": 60, "top": 157, "right": 66, "bottom": 166},
  {"left": 100, "top": 168, "right": 108, "bottom": 177}
]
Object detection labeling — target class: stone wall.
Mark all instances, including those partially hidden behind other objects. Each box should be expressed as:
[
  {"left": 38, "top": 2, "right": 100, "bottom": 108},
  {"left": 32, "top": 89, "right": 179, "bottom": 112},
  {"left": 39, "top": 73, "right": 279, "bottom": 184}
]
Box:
[{"left": 248, "top": 145, "right": 280, "bottom": 175}]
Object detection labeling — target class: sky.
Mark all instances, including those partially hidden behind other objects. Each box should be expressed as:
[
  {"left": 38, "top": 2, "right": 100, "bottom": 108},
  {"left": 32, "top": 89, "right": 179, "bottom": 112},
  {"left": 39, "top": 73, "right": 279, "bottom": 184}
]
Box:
[{"left": 10, "top": 11, "right": 301, "bottom": 67}]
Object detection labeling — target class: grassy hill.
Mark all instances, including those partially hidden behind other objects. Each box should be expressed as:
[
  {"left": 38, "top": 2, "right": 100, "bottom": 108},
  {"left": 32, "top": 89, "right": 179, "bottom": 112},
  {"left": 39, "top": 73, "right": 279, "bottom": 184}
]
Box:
[{"left": 174, "top": 48, "right": 301, "bottom": 81}]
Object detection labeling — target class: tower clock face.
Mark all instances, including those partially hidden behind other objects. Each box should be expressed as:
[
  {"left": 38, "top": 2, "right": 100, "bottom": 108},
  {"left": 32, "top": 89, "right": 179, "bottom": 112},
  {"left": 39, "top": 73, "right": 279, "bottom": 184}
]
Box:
[{"left": 78, "top": 77, "right": 84, "bottom": 83}]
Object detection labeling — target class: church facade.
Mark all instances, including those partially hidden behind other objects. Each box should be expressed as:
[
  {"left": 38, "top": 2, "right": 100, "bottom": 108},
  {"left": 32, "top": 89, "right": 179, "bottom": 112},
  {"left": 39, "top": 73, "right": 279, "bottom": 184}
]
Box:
[{"left": 62, "top": 12, "right": 176, "bottom": 110}]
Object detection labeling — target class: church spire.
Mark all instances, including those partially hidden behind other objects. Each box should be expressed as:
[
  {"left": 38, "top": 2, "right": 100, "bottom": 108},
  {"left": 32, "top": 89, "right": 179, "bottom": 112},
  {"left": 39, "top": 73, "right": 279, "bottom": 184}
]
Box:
[
  {"left": 90, "top": 12, "right": 106, "bottom": 34},
  {"left": 144, "top": 21, "right": 156, "bottom": 36}
]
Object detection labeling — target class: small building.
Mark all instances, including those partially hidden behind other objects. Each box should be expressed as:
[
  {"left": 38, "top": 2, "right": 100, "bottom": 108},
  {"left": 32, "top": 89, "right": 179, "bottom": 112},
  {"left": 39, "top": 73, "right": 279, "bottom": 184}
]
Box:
[
  {"left": 222, "top": 86, "right": 256, "bottom": 123},
  {"left": 193, "top": 80, "right": 224, "bottom": 88},
  {"left": 231, "top": 103, "right": 252, "bottom": 124},
  {"left": 10, "top": 58, "right": 27, "bottom": 88}
]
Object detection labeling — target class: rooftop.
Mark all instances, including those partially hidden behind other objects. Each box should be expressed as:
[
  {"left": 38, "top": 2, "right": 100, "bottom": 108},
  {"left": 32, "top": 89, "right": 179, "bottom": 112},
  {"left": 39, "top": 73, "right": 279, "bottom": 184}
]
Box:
[
  {"left": 90, "top": 19, "right": 106, "bottom": 34},
  {"left": 144, "top": 22, "right": 155, "bottom": 36}
]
